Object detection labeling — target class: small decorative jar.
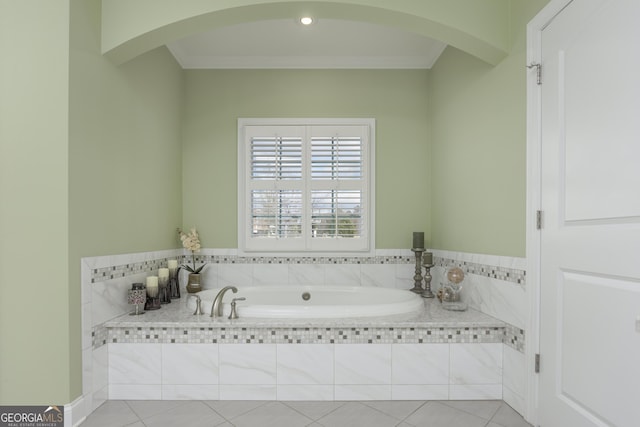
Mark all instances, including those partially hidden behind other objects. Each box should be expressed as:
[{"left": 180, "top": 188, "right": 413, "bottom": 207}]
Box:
[{"left": 441, "top": 267, "right": 468, "bottom": 311}]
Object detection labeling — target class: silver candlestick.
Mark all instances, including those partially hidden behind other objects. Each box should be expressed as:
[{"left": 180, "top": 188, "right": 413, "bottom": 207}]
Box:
[
  {"left": 410, "top": 248, "right": 425, "bottom": 294},
  {"left": 422, "top": 262, "right": 435, "bottom": 298}
]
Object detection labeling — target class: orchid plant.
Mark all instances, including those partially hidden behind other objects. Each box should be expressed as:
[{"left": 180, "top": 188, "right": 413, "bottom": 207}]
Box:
[{"left": 178, "top": 227, "right": 205, "bottom": 274}]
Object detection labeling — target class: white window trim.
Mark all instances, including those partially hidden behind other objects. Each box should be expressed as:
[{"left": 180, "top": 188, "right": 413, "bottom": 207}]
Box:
[{"left": 238, "top": 118, "right": 376, "bottom": 256}]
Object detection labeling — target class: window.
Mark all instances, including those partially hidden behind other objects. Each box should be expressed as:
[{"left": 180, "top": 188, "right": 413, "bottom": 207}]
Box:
[{"left": 238, "top": 118, "right": 375, "bottom": 253}]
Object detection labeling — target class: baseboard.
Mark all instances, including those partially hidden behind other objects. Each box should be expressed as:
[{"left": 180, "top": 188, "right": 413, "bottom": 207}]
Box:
[{"left": 64, "top": 394, "right": 88, "bottom": 427}]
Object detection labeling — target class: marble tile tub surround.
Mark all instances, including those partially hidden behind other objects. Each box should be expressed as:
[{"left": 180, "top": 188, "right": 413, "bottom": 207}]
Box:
[
  {"left": 81, "top": 248, "right": 528, "bottom": 415},
  {"left": 107, "top": 341, "right": 504, "bottom": 401},
  {"left": 82, "top": 249, "right": 184, "bottom": 415},
  {"left": 87, "top": 248, "right": 527, "bottom": 290},
  {"left": 430, "top": 249, "right": 527, "bottom": 332},
  {"left": 98, "top": 301, "right": 517, "bottom": 407},
  {"left": 429, "top": 249, "right": 527, "bottom": 416},
  {"left": 100, "top": 297, "right": 507, "bottom": 347}
]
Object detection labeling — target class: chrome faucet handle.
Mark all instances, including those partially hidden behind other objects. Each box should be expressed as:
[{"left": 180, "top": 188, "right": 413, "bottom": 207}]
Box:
[
  {"left": 190, "top": 295, "right": 203, "bottom": 315},
  {"left": 228, "top": 297, "right": 246, "bottom": 320}
]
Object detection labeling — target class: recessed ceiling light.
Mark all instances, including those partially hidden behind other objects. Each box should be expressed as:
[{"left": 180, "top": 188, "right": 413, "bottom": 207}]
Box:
[{"left": 300, "top": 16, "right": 314, "bottom": 25}]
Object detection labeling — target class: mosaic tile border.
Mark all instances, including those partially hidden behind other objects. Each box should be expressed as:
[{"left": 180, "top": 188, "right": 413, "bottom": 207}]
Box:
[
  {"left": 435, "top": 258, "right": 526, "bottom": 286},
  {"left": 205, "top": 255, "right": 415, "bottom": 265},
  {"left": 90, "top": 253, "right": 526, "bottom": 286},
  {"left": 91, "top": 257, "right": 177, "bottom": 283},
  {"left": 102, "top": 325, "right": 503, "bottom": 345},
  {"left": 92, "top": 325, "right": 108, "bottom": 349},
  {"left": 93, "top": 323, "right": 524, "bottom": 352},
  {"left": 90, "top": 254, "right": 414, "bottom": 283},
  {"left": 504, "top": 323, "right": 525, "bottom": 353}
]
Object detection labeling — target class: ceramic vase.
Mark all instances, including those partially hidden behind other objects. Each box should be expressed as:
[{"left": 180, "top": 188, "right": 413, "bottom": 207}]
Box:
[{"left": 186, "top": 273, "right": 202, "bottom": 293}]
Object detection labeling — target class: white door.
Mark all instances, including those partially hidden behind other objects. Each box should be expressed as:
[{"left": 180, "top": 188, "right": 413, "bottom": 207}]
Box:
[{"left": 538, "top": 0, "right": 640, "bottom": 426}]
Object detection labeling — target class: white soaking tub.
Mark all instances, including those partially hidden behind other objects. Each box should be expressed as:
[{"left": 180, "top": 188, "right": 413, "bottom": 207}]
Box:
[{"left": 188, "top": 286, "right": 424, "bottom": 318}]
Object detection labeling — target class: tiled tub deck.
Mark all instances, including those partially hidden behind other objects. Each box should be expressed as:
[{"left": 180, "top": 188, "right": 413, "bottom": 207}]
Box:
[{"left": 96, "top": 297, "right": 518, "bottom": 402}]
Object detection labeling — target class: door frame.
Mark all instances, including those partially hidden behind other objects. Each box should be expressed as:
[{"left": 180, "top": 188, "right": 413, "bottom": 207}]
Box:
[{"left": 525, "top": 0, "right": 573, "bottom": 424}]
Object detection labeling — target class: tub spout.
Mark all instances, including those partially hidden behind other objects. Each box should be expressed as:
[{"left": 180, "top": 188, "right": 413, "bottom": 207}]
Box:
[{"left": 210, "top": 286, "right": 238, "bottom": 317}]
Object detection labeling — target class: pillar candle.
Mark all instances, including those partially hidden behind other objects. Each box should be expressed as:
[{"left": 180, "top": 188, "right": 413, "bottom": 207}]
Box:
[
  {"left": 423, "top": 252, "right": 433, "bottom": 265},
  {"left": 167, "top": 259, "right": 178, "bottom": 269},
  {"left": 158, "top": 268, "right": 169, "bottom": 279},
  {"left": 412, "top": 232, "right": 424, "bottom": 249},
  {"left": 146, "top": 276, "right": 158, "bottom": 288},
  {"left": 146, "top": 275, "right": 159, "bottom": 299}
]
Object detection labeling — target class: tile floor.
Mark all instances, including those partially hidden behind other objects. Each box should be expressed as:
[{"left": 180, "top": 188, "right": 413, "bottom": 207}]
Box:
[{"left": 80, "top": 400, "right": 532, "bottom": 427}]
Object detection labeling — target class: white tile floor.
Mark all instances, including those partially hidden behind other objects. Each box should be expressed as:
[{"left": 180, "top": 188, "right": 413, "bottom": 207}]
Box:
[{"left": 80, "top": 400, "right": 532, "bottom": 427}]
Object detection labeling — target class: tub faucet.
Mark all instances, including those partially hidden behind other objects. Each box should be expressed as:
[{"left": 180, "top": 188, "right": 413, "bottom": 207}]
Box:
[{"left": 210, "top": 286, "right": 238, "bottom": 317}]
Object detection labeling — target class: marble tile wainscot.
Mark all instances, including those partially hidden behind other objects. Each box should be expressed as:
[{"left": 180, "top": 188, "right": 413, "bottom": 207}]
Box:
[
  {"left": 83, "top": 249, "right": 417, "bottom": 417},
  {"left": 82, "top": 248, "right": 528, "bottom": 422},
  {"left": 430, "top": 249, "right": 528, "bottom": 415},
  {"left": 98, "top": 298, "right": 508, "bottom": 402}
]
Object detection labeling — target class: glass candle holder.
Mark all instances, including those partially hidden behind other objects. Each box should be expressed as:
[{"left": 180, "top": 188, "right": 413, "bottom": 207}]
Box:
[
  {"left": 145, "top": 283, "right": 160, "bottom": 310},
  {"left": 128, "top": 289, "right": 146, "bottom": 315},
  {"left": 159, "top": 275, "right": 170, "bottom": 304},
  {"left": 169, "top": 267, "right": 180, "bottom": 299}
]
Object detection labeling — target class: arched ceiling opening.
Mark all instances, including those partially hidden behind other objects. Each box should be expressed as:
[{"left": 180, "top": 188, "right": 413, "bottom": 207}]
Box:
[
  {"left": 102, "top": 0, "right": 510, "bottom": 67},
  {"left": 165, "top": 18, "right": 449, "bottom": 69}
]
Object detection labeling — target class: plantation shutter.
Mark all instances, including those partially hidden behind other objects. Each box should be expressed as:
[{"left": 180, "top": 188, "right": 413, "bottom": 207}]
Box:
[
  {"left": 309, "top": 130, "right": 365, "bottom": 247},
  {"left": 239, "top": 120, "right": 373, "bottom": 253}
]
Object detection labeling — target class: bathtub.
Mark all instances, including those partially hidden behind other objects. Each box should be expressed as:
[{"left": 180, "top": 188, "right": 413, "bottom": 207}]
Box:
[{"left": 188, "top": 286, "right": 424, "bottom": 318}]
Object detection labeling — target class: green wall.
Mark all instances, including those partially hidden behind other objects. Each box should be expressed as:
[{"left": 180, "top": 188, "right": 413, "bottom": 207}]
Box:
[
  {"left": 182, "top": 69, "right": 431, "bottom": 249},
  {"left": 0, "top": 0, "right": 183, "bottom": 404},
  {"left": 68, "top": 0, "right": 184, "bottom": 399},
  {"left": 69, "top": 0, "right": 183, "bottom": 258},
  {"left": 0, "top": 0, "right": 72, "bottom": 404},
  {"left": 428, "top": 0, "right": 548, "bottom": 257}
]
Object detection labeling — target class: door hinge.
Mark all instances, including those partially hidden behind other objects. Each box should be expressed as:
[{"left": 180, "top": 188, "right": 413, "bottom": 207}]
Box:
[
  {"left": 527, "top": 63, "right": 542, "bottom": 85},
  {"left": 536, "top": 210, "right": 543, "bottom": 230},
  {"left": 535, "top": 353, "right": 541, "bottom": 373}
]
